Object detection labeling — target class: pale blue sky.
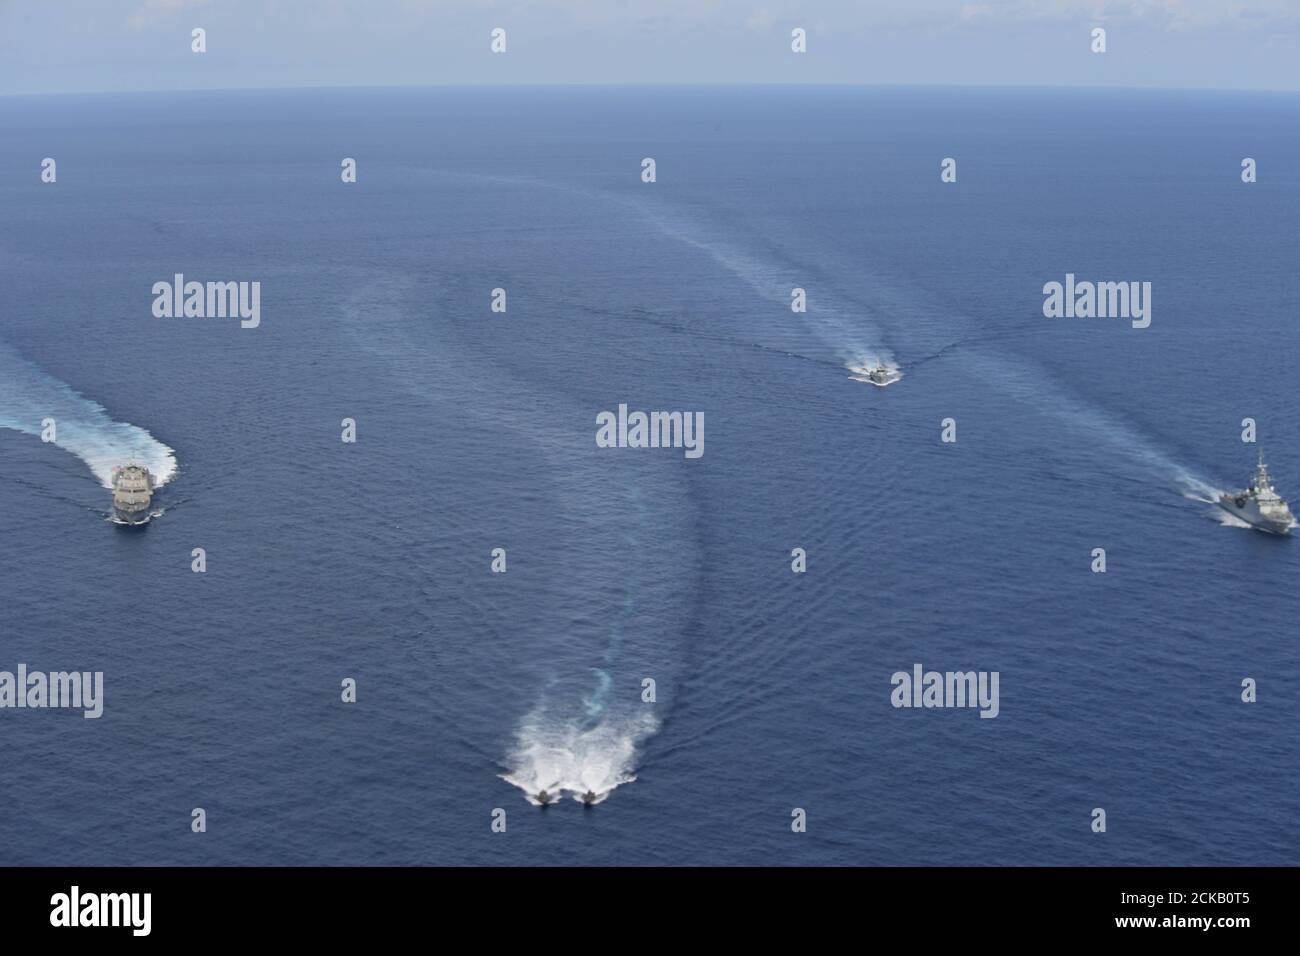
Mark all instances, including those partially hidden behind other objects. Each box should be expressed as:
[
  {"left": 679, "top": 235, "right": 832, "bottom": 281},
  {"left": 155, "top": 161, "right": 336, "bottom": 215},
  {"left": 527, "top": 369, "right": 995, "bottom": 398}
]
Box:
[{"left": 2, "top": 0, "right": 1298, "bottom": 95}]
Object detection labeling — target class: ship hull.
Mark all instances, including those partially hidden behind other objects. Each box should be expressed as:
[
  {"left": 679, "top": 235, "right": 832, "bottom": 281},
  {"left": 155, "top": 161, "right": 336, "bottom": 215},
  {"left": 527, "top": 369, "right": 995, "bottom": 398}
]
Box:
[
  {"left": 848, "top": 372, "right": 902, "bottom": 387},
  {"left": 1216, "top": 497, "right": 1292, "bottom": 535},
  {"left": 112, "top": 506, "right": 152, "bottom": 527}
]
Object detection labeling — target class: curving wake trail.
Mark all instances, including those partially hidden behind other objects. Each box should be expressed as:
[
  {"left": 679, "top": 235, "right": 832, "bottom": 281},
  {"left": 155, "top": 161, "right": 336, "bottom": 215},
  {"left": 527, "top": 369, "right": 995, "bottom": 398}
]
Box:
[
  {"left": 0, "top": 343, "right": 178, "bottom": 489},
  {"left": 439, "top": 170, "right": 896, "bottom": 379},
  {"left": 626, "top": 199, "right": 897, "bottom": 376},
  {"left": 496, "top": 483, "right": 670, "bottom": 806},
  {"left": 969, "top": 344, "right": 1220, "bottom": 494},
  {"left": 338, "top": 275, "right": 686, "bottom": 808}
]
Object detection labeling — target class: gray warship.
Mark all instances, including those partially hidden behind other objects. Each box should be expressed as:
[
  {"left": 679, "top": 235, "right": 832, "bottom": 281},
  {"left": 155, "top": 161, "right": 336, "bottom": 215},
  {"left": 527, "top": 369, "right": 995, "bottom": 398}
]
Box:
[
  {"left": 1218, "top": 452, "right": 1294, "bottom": 536},
  {"left": 848, "top": 360, "right": 902, "bottom": 388},
  {"left": 111, "top": 464, "right": 155, "bottom": 526}
]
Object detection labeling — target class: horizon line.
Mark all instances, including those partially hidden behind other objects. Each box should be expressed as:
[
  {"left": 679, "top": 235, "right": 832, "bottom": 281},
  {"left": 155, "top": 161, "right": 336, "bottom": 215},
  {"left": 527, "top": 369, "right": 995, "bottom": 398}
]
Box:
[{"left": 4, "top": 80, "right": 1300, "bottom": 99}]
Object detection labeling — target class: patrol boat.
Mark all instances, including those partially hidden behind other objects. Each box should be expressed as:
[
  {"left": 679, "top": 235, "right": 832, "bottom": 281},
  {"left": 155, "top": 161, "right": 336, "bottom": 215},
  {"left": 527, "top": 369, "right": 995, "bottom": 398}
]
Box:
[
  {"left": 111, "top": 464, "right": 155, "bottom": 526},
  {"left": 1218, "top": 452, "right": 1294, "bottom": 536},
  {"left": 848, "top": 361, "right": 902, "bottom": 388}
]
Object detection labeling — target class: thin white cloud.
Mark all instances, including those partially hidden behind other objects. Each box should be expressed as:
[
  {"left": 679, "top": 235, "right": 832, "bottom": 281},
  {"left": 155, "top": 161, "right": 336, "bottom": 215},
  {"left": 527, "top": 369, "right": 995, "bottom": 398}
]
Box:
[{"left": 127, "top": 0, "right": 211, "bottom": 32}]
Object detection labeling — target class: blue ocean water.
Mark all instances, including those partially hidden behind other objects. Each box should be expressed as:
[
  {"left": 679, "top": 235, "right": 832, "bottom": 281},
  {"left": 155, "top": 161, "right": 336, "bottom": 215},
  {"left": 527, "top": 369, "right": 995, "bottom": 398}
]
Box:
[{"left": 1, "top": 86, "right": 1297, "bottom": 866}]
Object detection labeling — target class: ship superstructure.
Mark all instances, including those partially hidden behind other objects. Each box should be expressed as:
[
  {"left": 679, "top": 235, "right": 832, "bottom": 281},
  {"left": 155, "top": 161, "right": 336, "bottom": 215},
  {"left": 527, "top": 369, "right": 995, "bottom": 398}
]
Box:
[{"left": 111, "top": 464, "right": 155, "bottom": 526}]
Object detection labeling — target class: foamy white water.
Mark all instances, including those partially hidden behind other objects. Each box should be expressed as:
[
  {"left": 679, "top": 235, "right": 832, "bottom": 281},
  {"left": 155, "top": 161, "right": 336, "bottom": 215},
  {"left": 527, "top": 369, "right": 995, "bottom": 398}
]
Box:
[
  {"left": 501, "top": 708, "right": 658, "bottom": 806},
  {"left": 0, "top": 344, "right": 177, "bottom": 488}
]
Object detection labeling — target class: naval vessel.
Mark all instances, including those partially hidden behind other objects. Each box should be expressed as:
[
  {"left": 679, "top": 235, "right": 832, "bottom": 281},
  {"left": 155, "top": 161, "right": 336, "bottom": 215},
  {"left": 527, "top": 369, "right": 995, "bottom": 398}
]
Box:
[
  {"left": 848, "top": 361, "right": 902, "bottom": 387},
  {"left": 111, "top": 464, "right": 155, "bottom": 526},
  {"left": 1218, "top": 452, "right": 1293, "bottom": 535}
]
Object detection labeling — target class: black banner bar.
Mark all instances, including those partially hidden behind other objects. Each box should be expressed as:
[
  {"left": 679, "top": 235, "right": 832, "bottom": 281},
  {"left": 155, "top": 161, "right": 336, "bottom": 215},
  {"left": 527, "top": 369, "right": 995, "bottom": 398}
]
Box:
[{"left": 0, "top": 866, "right": 1277, "bottom": 941}]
